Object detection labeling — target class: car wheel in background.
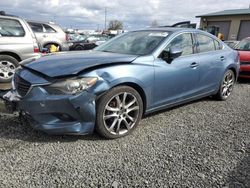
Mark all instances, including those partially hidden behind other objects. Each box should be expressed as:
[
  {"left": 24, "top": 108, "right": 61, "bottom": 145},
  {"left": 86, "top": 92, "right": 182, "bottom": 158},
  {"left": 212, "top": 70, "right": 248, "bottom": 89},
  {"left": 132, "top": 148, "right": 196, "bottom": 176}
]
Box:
[
  {"left": 214, "top": 69, "right": 235, "bottom": 101},
  {"left": 96, "top": 86, "right": 143, "bottom": 139},
  {"left": 75, "top": 45, "right": 85, "bottom": 51},
  {"left": 0, "top": 55, "right": 19, "bottom": 83}
]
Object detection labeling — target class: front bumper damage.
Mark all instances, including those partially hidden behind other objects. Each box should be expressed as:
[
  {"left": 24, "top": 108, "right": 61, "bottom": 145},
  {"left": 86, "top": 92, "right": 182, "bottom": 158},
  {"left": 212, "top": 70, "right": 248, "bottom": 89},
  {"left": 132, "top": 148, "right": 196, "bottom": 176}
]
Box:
[
  {"left": 0, "top": 90, "right": 18, "bottom": 113},
  {"left": 2, "top": 87, "right": 97, "bottom": 135}
]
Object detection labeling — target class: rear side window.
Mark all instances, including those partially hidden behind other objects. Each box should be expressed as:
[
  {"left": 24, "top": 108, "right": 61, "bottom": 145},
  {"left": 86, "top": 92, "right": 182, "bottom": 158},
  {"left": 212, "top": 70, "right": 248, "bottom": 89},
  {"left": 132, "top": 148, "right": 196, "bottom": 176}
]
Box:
[
  {"left": 0, "top": 18, "right": 25, "bottom": 37},
  {"left": 166, "top": 33, "right": 194, "bottom": 56},
  {"left": 197, "top": 34, "right": 215, "bottom": 53},
  {"left": 43, "top": 24, "right": 56, "bottom": 33},
  {"left": 28, "top": 22, "right": 43, "bottom": 33}
]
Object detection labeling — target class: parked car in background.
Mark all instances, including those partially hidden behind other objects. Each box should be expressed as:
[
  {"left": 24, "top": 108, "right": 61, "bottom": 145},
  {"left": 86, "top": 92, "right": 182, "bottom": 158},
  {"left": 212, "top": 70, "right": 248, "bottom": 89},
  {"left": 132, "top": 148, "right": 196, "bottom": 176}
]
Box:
[
  {"left": 0, "top": 12, "right": 40, "bottom": 83},
  {"left": 234, "top": 37, "right": 250, "bottom": 78},
  {"left": 28, "top": 21, "right": 69, "bottom": 52},
  {"left": 67, "top": 33, "right": 87, "bottom": 41},
  {"left": 85, "top": 34, "right": 110, "bottom": 44},
  {"left": 68, "top": 40, "right": 97, "bottom": 51},
  {"left": 68, "top": 34, "right": 96, "bottom": 51},
  {"left": 68, "top": 34, "right": 110, "bottom": 51},
  {"left": 3, "top": 28, "right": 239, "bottom": 139}
]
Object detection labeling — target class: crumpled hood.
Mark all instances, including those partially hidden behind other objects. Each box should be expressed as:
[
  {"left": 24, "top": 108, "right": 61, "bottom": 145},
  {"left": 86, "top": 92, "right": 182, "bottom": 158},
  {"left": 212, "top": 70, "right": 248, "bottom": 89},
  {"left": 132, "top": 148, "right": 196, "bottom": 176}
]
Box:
[{"left": 22, "top": 50, "right": 138, "bottom": 77}]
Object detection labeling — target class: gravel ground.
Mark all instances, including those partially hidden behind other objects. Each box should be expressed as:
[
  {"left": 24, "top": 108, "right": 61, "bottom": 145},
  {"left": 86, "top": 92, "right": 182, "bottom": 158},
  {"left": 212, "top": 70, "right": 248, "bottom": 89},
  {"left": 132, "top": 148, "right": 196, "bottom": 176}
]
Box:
[{"left": 0, "top": 81, "right": 249, "bottom": 187}]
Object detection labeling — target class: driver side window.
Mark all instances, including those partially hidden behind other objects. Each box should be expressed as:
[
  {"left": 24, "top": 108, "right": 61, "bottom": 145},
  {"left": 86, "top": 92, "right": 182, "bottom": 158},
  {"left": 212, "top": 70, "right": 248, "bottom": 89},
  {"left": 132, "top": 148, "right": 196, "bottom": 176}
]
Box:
[{"left": 165, "top": 33, "right": 194, "bottom": 56}]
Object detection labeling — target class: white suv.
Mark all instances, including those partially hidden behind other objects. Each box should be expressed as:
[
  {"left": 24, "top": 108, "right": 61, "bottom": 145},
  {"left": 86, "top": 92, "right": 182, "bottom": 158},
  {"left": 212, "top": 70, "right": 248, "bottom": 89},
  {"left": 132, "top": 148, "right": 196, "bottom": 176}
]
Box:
[
  {"left": 0, "top": 12, "right": 40, "bottom": 83},
  {"left": 28, "top": 21, "right": 69, "bottom": 52}
]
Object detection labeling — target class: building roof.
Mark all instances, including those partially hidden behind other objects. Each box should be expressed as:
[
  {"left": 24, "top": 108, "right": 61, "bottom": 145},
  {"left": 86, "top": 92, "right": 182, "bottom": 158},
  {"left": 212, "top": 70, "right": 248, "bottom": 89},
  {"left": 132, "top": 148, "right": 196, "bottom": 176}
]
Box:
[{"left": 196, "top": 9, "right": 250, "bottom": 17}]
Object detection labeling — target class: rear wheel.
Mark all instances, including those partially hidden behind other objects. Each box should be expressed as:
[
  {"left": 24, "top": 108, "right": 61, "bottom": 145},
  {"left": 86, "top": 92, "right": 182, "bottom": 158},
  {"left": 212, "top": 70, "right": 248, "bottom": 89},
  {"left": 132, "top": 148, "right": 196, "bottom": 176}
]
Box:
[
  {"left": 214, "top": 69, "right": 235, "bottom": 100},
  {"left": 0, "top": 55, "right": 19, "bottom": 83},
  {"left": 96, "top": 86, "right": 143, "bottom": 139}
]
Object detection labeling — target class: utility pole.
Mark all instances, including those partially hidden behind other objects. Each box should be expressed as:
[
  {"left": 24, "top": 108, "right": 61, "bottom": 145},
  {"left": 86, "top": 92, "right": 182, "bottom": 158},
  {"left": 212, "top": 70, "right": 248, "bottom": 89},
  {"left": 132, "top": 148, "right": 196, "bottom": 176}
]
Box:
[{"left": 104, "top": 7, "right": 107, "bottom": 31}]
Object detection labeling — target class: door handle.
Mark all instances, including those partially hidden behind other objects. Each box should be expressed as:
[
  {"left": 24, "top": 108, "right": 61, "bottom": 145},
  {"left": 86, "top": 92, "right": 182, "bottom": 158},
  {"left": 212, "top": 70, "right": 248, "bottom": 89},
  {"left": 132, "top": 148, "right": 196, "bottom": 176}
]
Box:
[
  {"left": 220, "top": 56, "right": 225, "bottom": 61},
  {"left": 190, "top": 62, "right": 199, "bottom": 68}
]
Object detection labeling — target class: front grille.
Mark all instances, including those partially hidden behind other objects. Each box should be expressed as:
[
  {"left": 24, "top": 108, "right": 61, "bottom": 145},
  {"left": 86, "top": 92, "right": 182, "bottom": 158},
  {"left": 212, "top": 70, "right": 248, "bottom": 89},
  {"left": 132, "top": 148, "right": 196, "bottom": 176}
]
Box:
[
  {"left": 240, "top": 61, "right": 250, "bottom": 65},
  {"left": 14, "top": 74, "right": 31, "bottom": 97}
]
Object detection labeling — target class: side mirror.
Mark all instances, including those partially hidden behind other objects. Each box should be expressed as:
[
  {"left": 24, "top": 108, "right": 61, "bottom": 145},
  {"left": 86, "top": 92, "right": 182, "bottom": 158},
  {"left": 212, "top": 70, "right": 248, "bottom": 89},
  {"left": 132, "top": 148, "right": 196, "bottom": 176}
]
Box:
[
  {"left": 169, "top": 46, "right": 182, "bottom": 59},
  {"left": 161, "top": 47, "right": 182, "bottom": 63}
]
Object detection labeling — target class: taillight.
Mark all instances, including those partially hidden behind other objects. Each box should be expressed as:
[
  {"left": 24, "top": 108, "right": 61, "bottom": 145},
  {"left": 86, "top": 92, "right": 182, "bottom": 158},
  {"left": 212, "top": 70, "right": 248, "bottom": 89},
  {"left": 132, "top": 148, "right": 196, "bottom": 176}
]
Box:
[
  {"left": 34, "top": 47, "right": 40, "bottom": 53},
  {"left": 66, "top": 33, "right": 69, "bottom": 41},
  {"left": 32, "top": 38, "right": 40, "bottom": 53}
]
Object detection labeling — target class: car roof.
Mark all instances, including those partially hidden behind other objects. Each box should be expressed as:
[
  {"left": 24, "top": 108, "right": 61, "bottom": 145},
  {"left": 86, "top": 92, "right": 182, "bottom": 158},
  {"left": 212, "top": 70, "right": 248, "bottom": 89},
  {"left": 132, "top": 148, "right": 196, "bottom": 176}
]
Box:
[
  {"left": 0, "top": 14, "right": 21, "bottom": 20},
  {"left": 133, "top": 27, "right": 198, "bottom": 33}
]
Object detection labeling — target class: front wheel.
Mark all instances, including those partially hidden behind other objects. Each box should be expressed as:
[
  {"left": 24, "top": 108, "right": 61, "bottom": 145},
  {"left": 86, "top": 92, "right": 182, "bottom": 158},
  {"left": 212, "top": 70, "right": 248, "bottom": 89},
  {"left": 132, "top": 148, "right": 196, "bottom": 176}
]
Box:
[
  {"left": 96, "top": 86, "right": 143, "bottom": 139},
  {"left": 0, "top": 55, "right": 19, "bottom": 83},
  {"left": 214, "top": 69, "right": 235, "bottom": 100}
]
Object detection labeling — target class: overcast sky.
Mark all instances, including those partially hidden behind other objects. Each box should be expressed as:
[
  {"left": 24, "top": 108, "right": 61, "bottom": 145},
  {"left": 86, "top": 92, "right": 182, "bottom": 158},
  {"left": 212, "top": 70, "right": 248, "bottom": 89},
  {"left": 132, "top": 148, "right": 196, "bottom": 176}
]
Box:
[{"left": 1, "top": 0, "right": 249, "bottom": 30}]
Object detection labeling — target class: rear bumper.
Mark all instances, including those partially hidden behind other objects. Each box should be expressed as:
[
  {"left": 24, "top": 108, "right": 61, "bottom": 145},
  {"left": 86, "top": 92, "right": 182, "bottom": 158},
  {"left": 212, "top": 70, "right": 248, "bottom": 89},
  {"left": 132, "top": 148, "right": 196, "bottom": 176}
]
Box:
[{"left": 4, "top": 87, "right": 97, "bottom": 135}]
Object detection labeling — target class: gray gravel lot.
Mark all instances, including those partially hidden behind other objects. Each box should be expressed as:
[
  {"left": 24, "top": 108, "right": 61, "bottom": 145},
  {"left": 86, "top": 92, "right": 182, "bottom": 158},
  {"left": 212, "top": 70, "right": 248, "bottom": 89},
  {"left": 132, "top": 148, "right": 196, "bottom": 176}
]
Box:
[{"left": 0, "top": 81, "right": 249, "bottom": 187}]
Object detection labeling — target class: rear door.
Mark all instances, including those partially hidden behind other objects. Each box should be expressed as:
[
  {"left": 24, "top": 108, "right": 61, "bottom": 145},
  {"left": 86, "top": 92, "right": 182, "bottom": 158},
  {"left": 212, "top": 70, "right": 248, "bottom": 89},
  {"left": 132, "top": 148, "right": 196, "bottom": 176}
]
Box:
[
  {"left": 194, "top": 33, "right": 225, "bottom": 93},
  {"left": 43, "top": 24, "right": 59, "bottom": 44}
]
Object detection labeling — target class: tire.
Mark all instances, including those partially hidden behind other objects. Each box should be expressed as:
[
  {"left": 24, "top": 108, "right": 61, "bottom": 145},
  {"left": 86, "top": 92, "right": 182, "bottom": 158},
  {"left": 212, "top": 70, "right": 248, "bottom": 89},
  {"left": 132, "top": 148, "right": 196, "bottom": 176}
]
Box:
[
  {"left": 0, "top": 55, "right": 19, "bottom": 83},
  {"left": 96, "top": 86, "right": 143, "bottom": 139},
  {"left": 75, "top": 45, "right": 85, "bottom": 51},
  {"left": 214, "top": 69, "right": 235, "bottom": 101}
]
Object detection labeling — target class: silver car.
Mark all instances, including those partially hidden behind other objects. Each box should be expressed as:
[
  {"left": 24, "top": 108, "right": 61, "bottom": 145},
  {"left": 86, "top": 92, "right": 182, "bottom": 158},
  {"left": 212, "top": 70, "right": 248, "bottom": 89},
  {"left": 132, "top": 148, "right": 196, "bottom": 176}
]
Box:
[
  {"left": 28, "top": 21, "right": 69, "bottom": 52},
  {"left": 0, "top": 12, "right": 41, "bottom": 83}
]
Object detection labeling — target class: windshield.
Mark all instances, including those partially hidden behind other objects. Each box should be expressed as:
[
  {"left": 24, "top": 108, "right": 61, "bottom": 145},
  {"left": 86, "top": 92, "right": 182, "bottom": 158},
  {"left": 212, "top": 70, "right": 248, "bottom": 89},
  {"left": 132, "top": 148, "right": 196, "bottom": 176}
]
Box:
[
  {"left": 95, "top": 31, "right": 168, "bottom": 55},
  {"left": 235, "top": 38, "right": 250, "bottom": 51}
]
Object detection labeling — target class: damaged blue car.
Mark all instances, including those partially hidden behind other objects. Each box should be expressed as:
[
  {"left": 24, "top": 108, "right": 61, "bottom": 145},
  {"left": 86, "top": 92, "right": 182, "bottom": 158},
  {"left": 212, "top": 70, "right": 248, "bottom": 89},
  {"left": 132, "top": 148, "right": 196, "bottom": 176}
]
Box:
[{"left": 3, "top": 28, "right": 239, "bottom": 138}]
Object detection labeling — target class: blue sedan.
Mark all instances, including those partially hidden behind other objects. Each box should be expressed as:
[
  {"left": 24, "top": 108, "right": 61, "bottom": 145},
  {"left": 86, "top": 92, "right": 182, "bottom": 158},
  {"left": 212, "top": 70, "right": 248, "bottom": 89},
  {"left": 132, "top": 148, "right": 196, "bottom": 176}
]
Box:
[{"left": 4, "top": 28, "right": 240, "bottom": 138}]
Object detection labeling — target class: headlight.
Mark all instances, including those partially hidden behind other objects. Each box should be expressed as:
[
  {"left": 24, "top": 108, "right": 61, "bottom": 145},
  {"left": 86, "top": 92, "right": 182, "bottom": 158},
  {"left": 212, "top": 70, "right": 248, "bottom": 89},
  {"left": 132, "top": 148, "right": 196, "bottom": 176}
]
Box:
[
  {"left": 68, "top": 42, "right": 74, "bottom": 46},
  {"left": 46, "top": 77, "right": 98, "bottom": 95}
]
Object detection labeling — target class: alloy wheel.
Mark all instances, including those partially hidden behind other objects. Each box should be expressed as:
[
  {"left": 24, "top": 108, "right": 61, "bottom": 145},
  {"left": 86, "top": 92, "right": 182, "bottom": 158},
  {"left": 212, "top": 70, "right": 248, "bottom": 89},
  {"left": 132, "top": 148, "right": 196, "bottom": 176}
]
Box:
[
  {"left": 0, "top": 60, "right": 16, "bottom": 80},
  {"left": 221, "top": 71, "right": 235, "bottom": 99},
  {"left": 103, "top": 92, "right": 140, "bottom": 135}
]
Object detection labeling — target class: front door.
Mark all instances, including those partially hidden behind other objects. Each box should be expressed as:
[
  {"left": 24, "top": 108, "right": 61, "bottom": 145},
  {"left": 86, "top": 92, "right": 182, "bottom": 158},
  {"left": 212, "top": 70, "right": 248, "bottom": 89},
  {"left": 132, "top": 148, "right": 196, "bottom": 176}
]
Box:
[{"left": 153, "top": 33, "right": 200, "bottom": 107}]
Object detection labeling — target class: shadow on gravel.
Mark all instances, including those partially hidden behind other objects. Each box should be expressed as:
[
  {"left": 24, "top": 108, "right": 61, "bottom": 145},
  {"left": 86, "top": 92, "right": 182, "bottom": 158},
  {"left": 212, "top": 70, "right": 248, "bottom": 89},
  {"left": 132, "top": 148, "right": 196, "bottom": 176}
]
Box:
[
  {"left": 0, "top": 114, "right": 104, "bottom": 143},
  {"left": 227, "top": 144, "right": 250, "bottom": 187},
  {"left": 237, "top": 78, "right": 250, "bottom": 85}
]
